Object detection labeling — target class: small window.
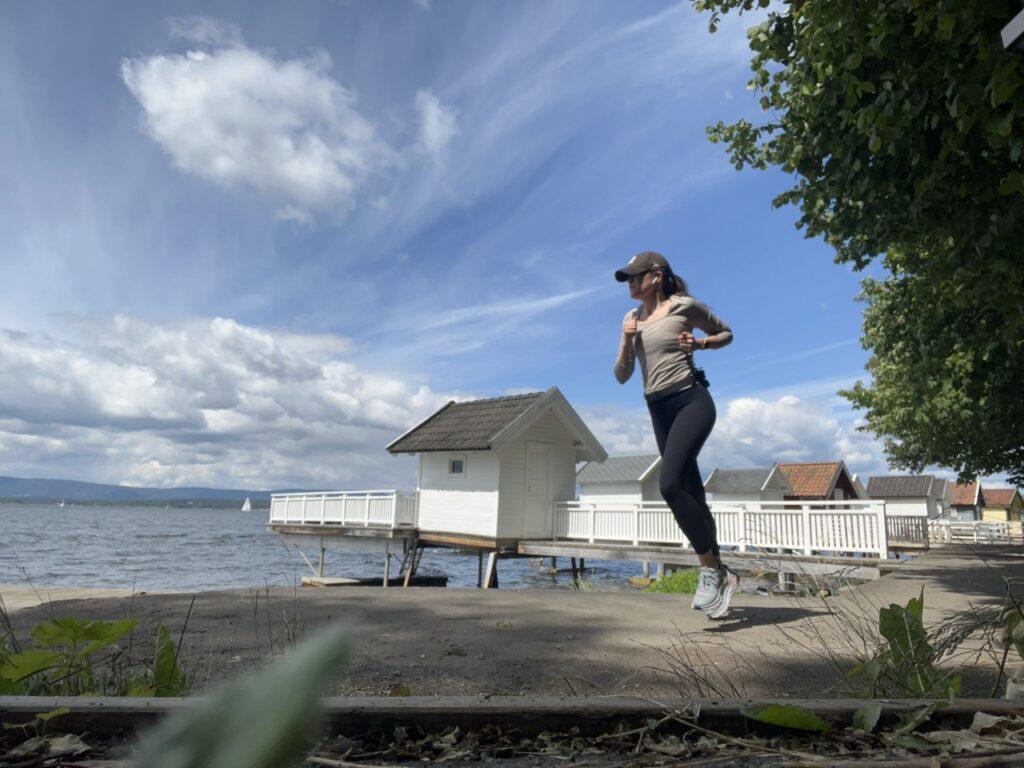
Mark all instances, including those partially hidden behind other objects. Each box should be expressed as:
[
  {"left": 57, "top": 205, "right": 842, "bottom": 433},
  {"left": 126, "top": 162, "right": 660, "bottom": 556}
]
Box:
[{"left": 448, "top": 455, "right": 466, "bottom": 476}]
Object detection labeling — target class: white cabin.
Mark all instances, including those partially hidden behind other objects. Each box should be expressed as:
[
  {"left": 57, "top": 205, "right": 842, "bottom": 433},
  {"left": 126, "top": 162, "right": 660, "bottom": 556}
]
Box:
[
  {"left": 867, "top": 475, "right": 951, "bottom": 519},
  {"left": 576, "top": 454, "right": 661, "bottom": 506},
  {"left": 704, "top": 465, "right": 793, "bottom": 504},
  {"left": 386, "top": 388, "right": 607, "bottom": 544}
]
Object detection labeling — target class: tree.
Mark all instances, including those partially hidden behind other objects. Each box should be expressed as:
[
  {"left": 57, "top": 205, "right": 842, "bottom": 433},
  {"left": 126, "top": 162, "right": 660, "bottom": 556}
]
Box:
[{"left": 697, "top": 0, "right": 1024, "bottom": 483}]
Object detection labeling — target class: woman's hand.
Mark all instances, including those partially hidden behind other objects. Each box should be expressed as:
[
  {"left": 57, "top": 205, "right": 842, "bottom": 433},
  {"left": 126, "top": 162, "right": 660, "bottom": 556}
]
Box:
[
  {"left": 678, "top": 330, "right": 700, "bottom": 352},
  {"left": 622, "top": 314, "right": 638, "bottom": 338}
]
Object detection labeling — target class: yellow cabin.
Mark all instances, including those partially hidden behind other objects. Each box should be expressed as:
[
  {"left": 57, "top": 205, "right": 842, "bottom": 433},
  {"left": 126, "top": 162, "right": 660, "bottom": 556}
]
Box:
[{"left": 982, "top": 488, "right": 1023, "bottom": 522}]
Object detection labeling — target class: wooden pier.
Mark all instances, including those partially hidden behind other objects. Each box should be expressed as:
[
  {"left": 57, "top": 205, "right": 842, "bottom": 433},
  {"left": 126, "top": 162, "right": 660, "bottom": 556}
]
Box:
[{"left": 268, "top": 490, "right": 1021, "bottom": 588}]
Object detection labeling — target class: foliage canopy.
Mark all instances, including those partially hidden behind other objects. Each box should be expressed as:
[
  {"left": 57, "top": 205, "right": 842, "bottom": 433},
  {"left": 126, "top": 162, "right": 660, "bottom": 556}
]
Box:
[{"left": 697, "top": 0, "right": 1024, "bottom": 483}]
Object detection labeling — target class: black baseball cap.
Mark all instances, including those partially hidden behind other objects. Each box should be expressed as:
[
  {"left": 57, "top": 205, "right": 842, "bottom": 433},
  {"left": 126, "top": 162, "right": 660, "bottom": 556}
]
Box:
[{"left": 614, "top": 251, "right": 670, "bottom": 282}]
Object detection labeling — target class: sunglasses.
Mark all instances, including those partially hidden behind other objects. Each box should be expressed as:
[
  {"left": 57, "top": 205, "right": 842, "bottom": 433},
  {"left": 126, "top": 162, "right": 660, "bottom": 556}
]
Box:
[{"left": 627, "top": 269, "right": 660, "bottom": 282}]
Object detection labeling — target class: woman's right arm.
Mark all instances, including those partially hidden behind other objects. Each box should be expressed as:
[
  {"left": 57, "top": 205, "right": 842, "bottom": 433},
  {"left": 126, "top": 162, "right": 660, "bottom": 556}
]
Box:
[{"left": 614, "top": 310, "right": 637, "bottom": 384}]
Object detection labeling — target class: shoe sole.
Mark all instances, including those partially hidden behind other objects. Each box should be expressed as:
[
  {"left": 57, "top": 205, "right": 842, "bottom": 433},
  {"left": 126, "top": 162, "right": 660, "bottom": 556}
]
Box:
[{"left": 703, "top": 575, "right": 739, "bottom": 619}]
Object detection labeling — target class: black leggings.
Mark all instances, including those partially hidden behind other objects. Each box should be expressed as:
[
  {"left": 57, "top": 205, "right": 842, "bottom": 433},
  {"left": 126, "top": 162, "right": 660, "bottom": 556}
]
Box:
[{"left": 647, "top": 383, "right": 719, "bottom": 558}]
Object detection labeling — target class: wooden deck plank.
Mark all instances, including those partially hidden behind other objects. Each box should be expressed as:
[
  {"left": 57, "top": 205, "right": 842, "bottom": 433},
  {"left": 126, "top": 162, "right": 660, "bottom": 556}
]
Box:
[{"left": 518, "top": 540, "right": 889, "bottom": 579}]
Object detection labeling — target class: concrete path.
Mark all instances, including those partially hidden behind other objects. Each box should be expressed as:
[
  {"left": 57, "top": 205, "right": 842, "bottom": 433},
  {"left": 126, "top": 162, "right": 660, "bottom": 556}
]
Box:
[{"left": 4, "top": 545, "right": 1020, "bottom": 699}]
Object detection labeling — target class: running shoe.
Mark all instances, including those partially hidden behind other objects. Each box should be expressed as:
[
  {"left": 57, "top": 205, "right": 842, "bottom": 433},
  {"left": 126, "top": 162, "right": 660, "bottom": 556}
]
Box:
[
  {"left": 691, "top": 566, "right": 720, "bottom": 610},
  {"left": 702, "top": 566, "right": 739, "bottom": 619}
]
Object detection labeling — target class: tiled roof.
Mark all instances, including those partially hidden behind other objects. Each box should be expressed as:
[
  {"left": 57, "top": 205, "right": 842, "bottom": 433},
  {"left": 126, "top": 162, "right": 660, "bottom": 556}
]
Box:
[
  {"left": 705, "top": 468, "right": 774, "bottom": 494},
  {"left": 777, "top": 462, "right": 841, "bottom": 498},
  {"left": 577, "top": 455, "right": 658, "bottom": 483},
  {"left": 951, "top": 481, "right": 980, "bottom": 506},
  {"left": 984, "top": 488, "right": 1019, "bottom": 509},
  {"left": 387, "top": 392, "right": 545, "bottom": 453},
  {"left": 867, "top": 475, "right": 934, "bottom": 498}
]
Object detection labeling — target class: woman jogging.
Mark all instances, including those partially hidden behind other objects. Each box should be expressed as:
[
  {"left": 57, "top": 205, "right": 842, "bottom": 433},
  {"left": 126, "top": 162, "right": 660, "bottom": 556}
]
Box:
[{"left": 612, "top": 251, "right": 736, "bottom": 619}]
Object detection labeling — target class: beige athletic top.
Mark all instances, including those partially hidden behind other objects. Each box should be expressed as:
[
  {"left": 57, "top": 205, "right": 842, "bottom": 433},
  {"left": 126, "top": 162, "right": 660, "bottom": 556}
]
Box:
[{"left": 618, "top": 294, "right": 732, "bottom": 398}]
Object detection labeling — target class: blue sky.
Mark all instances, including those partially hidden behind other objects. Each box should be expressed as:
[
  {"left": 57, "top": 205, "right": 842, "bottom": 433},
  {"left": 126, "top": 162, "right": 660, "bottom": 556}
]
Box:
[{"left": 1, "top": 1, "right": 995, "bottom": 490}]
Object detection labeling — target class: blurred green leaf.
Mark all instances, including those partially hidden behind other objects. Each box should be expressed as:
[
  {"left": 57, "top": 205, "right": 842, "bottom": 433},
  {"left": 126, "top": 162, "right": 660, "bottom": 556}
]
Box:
[
  {"left": 130, "top": 624, "right": 350, "bottom": 768},
  {"left": 853, "top": 701, "right": 882, "bottom": 733}
]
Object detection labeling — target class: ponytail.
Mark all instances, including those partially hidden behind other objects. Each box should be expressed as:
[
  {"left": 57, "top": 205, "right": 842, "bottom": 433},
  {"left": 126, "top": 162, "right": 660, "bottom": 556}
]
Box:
[{"left": 658, "top": 267, "right": 690, "bottom": 299}]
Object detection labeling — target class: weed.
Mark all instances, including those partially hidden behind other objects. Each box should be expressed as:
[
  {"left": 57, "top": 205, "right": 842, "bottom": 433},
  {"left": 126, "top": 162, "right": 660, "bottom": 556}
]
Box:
[
  {"left": 0, "top": 613, "right": 189, "bottom": 697},
  {"left": 644, "top": 569, "right": 699, "bottom": 594}
]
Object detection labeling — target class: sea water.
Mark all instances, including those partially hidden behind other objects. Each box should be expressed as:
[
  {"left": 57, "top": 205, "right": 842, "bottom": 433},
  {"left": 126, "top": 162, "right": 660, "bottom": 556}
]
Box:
[{"left": 0, "top": 503, "right": 651, "bottom": 592}]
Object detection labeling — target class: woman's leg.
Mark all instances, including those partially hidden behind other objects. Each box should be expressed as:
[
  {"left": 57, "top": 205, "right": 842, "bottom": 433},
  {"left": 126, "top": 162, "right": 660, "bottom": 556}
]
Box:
[
  {"left": 681, "top": 455, "right": 719, "bottom": 559},
  {"left": 656, "top": 387, "right": 718, "bottom": 558}
]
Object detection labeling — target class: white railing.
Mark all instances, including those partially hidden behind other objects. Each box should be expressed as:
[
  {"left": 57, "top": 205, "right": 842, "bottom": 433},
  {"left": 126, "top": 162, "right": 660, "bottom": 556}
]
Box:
[
  {"left": 552, "top": 499, "right": 890, "bottom": 558},
  {"left": 268, "top": 490, "right": 418, "bottom": 528},
  {"left": 928, "top": 519, "right": 1023, "bottom": 545},
  {"left": 887, "top": 514, "right": 930, "bottom": 545}
]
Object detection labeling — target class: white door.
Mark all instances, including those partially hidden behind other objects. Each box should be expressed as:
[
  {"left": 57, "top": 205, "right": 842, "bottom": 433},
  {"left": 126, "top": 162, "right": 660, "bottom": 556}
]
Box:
[{"left": 523, "top": 442, "right": 551, "bottom": 537}]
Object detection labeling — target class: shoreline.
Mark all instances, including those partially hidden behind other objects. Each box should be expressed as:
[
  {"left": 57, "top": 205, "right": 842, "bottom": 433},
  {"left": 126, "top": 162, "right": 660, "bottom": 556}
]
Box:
[{"left": 0, "top": 584, "right": 175, "bottom": 614}]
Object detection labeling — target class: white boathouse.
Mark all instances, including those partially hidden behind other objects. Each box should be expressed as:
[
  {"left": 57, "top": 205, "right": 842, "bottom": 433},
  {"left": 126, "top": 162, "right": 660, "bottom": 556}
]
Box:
[
  {"left": 866, "top": 475, "right": 950, "bottom": 520},
  {"left": 576, "top": 454, "right": 661, "bottom": 506},
  {"left": 703, "top": 465, "right": 793, "bottom": 504},
  {"left": 386, "top": 388, "right": 607, "bottom": 546}
]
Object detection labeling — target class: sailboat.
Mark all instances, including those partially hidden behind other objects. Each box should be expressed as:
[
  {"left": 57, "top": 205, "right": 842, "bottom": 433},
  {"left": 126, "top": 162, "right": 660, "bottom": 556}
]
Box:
[
  {"left": 57, "top": 499, "right": 65, "bottom": 509},
  {"left": 240, "top": 497, "right": 252, "bottom": 512}
]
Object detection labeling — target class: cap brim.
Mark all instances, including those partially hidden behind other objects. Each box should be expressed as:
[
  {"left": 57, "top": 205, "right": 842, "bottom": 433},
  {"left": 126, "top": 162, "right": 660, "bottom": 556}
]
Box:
[{"left": 614, "top": 267, "right": 638, "bottom": 282}]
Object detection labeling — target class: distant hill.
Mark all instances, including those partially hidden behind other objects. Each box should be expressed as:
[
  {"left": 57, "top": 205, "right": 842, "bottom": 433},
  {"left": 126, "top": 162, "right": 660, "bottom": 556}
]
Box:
[{"left": 0, "top": 475, "right": 292, "bottom": 503}]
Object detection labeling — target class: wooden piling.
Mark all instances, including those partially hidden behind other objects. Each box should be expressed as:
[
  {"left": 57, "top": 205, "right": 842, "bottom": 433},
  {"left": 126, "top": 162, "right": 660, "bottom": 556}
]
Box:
[{"left": 483, "top": 551, "right": 499, "bottom": 589}]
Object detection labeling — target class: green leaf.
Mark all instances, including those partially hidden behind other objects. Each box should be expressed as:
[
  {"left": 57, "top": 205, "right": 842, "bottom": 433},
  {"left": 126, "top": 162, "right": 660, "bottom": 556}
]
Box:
[
  {"left": 853, "top": 701, "right": 882, "bottom": 733},
  {"left": 130, "top": 625, "right": 350, "bottom": 768},
  {"left": 152, "top": 625, "right": 186, "bottom": 697},
  {"left": 0, "top": 676, "right": 26, "bottom": 694},
  {"left": 868, "top": 133, "right": 881, "bottom": 153},
  {"left": 0, "top": 650, "right": 62, "bottom": 683},
  {"left": 31, "top": 617, "right": 137, "bottom": 655},
  {"left": 740, "top": 704, "right": 831, "bottom": 733},
  {"left": 998, "top": 173, "right": 1024, "bottom": 196}
]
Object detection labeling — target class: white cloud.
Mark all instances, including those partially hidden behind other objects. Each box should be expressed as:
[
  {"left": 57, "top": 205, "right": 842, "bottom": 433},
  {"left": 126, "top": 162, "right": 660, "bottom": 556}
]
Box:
[
  {"left": 707, "top": 395, "right": 866, "bottom": 467},
  {"left": 579, "top": 404, "right": 657, "bottom": 456},
  {"left": 415, "top": 90, "right": 459, "bottom": 161},
  {"left": 121, "top": 37, "right": 395, "bottom": 219},
  {"left": 583, "top": 393, "right": 892, "bottom": 481},
  {"left": 0, "top": 317, "right": 454, "bottom": 489}
]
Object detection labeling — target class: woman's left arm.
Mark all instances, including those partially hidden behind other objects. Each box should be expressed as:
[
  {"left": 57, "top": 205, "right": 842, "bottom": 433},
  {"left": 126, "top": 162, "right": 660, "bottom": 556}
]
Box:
[{"left": 679, "top": 298, "right": 733, "bottom": 351}]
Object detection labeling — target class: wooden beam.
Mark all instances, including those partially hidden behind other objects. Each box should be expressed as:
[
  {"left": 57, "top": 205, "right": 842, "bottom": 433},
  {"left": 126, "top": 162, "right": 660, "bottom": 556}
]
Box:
[
  {"left": 403, "top": 537, "right": 420, "bottom": 588},
  {"left": 483, "top": 551, "right": 499, "bottom": 589},
  {"left": 417, "top": 532, "right": 516, "bottom": 550},
  {"left": 3, "top": 695, "right": 1021, "bottom": 739},
  {"left": 269, "top": 524, "right": 413, "bottom": 540}
]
